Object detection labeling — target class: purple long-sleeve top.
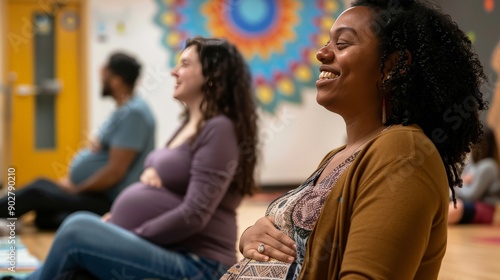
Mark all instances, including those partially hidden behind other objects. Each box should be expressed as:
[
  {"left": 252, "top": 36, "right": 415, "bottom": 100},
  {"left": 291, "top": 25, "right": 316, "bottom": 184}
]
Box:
[{"left": 109, "top": 115, "right": 243, "bottom": 266}]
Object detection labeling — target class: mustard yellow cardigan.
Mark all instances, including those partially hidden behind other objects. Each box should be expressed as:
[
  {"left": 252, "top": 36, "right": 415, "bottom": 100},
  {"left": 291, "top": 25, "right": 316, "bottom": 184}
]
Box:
[{"left": 299, "top": 125, "right": 449, "bottom": 279}]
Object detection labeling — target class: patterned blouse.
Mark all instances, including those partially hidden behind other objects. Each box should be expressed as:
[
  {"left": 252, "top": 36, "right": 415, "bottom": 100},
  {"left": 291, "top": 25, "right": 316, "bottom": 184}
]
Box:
[
  {"left": 221, "top": 151, "right": 359, "bottom": 280},
  {"left": 266, "top": 151, "right": 360, "bottom": 279}
]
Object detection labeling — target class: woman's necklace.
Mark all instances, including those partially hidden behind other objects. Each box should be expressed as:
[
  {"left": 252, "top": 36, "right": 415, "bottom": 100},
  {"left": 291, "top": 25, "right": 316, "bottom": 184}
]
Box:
[
  {"left": 344, "top": 124, "right": 393, "bottom": 157},
  {"left": 318, "top": 125, "right": 394, "bottom": 184}
]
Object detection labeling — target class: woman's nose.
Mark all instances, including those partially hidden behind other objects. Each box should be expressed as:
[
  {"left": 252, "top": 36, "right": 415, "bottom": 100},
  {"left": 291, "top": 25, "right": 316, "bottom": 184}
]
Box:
[
  {"left": 170, "top": 66, "right": 178, "bottom": 77},
  {"left": 316, "top": 45, "right": 334, "bottom": 63}
]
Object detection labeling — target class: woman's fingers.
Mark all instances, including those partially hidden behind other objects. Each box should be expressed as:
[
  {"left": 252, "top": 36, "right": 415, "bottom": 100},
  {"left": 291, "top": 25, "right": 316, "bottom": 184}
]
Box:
[
  {"left": 246, "top": 248, "right": 269, "bottom": 262},
  {"left": 241, "top": 229, "right": 296, "bottom": 262},
  {"left": 268, "top": 227, "right": 296, "bottom": 254},
  {"left": 260, "top": 244, "right": 295, "bottom": 263},
  {"left": 261, "top": 217, "right": 296, "bottom": 254},
  {"left": 259, "top": 235, "right": 296, "bottom": 262},
  {"left": 240, "top": 216, "right": 297, "bottom": 263},
  {"left": 145, "top": 179, "right": 161, "bottom": 188},
  {"left": 244, "top": 241, "right": 295, "bottom": 263},
  {"left": 249, "top": 231, "right": 296, "bottom": 257},
  {"left": 140, "top": 168, "right": 162, "bottom": 188},
  {"left": 148, "top": 169, "right": 162, "bottom": 188},
  {"left": 152, "top": 177, "right": 162, "bottom": 188},
  {"left": 139, "top": 172, "right": 149, "bottom": 184},
  {"left": 149, "top": 172, "right": 162, "bottom": 188}
]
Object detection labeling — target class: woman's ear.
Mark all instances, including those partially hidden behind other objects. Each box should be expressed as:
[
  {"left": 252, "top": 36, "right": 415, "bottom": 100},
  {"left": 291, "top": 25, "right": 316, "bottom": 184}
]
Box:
[
  {"left": 383, "top": 52, "right": 398, "bottom": 79},
  {"left": 383, "top": 49, "right": 412, "bottom": 78},
  {"left": 401, "top": 49, "right": 412, "bottom": 75}
]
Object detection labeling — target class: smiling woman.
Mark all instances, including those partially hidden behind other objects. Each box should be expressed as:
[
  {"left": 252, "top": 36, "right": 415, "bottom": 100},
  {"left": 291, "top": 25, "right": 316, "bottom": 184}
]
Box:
[
  {"left": 224, "top": 0, "right": 487, "bottom": 279},
  {"left": 315, "top": 9, "right": 383, "bottom": 118},
  {"left": 170, "top": 45, "right": 205, "bottom": 103}
]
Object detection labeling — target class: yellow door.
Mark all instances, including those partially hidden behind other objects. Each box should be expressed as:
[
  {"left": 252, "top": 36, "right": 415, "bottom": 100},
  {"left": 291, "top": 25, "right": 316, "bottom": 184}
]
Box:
[{"left": 3, "top": 0, "right": 85, "bottom": 186}]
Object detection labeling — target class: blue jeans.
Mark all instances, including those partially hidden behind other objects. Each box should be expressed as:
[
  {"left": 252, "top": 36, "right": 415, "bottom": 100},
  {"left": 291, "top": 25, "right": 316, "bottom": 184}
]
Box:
[{"left": 23, "top": 212, "right": 228, "bottom": 280}]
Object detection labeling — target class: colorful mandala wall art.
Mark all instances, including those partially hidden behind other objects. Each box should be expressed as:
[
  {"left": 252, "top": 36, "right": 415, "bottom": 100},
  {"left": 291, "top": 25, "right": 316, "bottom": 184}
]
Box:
[
  {"left": 485, "top": 0, "right": 495, "bottom": 12},
  {"left": 154, "top": 0, "right": 344, "bottom": 113}
]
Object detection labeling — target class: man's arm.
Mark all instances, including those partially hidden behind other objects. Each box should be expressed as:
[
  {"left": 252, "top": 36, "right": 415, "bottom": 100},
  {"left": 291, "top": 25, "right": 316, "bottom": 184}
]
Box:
[
  {"left": 75, "top": 147, "right": 138, "bottom": 193},
  {"left": 66, "top": 106, "right": 153, "bottom": 194}
]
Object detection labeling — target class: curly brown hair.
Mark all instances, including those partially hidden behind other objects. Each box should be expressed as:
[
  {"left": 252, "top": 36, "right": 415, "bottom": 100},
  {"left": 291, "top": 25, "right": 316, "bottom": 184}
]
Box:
[
  {"left": 180, "top": 37, "right": 259, "bottom": 196},
  {"left": 351, "top": 0, "right": 488, "bottom": 204}
]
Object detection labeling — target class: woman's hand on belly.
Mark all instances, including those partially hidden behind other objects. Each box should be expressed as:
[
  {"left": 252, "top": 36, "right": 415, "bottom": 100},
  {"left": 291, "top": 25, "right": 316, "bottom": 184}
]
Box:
[
  {"left": 140, "top": 167, "right": 162, "bottom": 188},
  {"left": 240, "top": 216, "right": 297, "bottom": 263}
]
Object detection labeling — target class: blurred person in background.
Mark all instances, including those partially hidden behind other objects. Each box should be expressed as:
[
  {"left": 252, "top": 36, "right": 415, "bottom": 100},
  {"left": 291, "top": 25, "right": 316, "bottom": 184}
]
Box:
[
  {"left": 448, "top": 125, "right": 500, "bottom": 224},
  {"left": 8, "top": 37, "right": 259, "bottom": 280},
  {"left": 0, "top": 52, "right": 155, "bottom": 230}
]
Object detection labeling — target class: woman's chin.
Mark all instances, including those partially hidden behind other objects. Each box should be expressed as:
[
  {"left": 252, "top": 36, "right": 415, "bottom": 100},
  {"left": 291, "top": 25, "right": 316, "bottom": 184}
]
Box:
[{"left": 316, "top": 93, "right": 333, "bottom": 108}]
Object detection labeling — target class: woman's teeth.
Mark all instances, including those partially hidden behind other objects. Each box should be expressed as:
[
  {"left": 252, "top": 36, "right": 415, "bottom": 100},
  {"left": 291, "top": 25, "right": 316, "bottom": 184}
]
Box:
[{"left": 319, "top": 71, "right": 339, "bottom": 80}]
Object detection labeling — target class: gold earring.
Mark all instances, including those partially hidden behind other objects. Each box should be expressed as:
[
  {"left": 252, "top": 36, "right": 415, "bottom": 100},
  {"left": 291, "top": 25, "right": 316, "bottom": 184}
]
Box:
[{"left": 382, "top": 98, "right": 387, "bottom": 124}]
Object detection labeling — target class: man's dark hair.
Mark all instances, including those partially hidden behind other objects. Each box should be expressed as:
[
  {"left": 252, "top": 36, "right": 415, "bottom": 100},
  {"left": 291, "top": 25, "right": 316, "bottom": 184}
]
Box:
[{"left": 106, "top": 52, "right": 141, "bottom": 88}]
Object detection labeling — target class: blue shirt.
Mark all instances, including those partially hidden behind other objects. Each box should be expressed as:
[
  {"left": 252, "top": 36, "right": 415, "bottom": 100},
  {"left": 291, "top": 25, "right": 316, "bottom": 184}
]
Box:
[{"left": 69, "top": 96, "right": 156, "bottom": 200}]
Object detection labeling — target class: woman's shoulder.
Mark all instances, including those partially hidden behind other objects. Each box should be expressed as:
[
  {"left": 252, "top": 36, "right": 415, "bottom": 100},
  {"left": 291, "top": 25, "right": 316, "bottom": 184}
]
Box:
[
  {"left": 205, "top": 114, "right": 234, "bottom": 128},
  {"left": 359, "top": 125, "right": 449, "bottom": 195},
  {"left": 195, "top": 115, "right": 237, "bottom": 144},
  {"left": 319, "top": 125, "right": 434, "bottom": 166},
  {"left": 371, "top": 124, "right": 437, "bottom": 157},
  {"left": 359, "top": 124, "right": 443, "bottom": 171}
]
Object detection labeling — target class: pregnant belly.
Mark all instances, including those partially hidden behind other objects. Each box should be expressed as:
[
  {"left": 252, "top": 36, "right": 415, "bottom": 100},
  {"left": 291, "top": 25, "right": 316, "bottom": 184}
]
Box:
[
  {"left": 109, "top": 182, "right": 182, "bottom": 230},
  {"left": 69, "top": 149, "right": 108, "bottom": 184}
]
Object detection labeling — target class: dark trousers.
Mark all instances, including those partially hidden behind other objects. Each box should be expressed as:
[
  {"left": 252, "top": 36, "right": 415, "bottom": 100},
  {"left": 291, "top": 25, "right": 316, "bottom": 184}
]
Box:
[
  {"left": 53, "top": 270, "right": 98, "bottom": 280},
  {"left": 0, "top": 178, "right": 112, "bottom": 229}
]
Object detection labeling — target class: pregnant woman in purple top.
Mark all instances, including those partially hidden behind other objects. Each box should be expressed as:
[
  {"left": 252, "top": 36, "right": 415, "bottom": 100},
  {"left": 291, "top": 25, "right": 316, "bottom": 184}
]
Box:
[{"left": 16, "top": 37, "right": 259, "bottom": 280}]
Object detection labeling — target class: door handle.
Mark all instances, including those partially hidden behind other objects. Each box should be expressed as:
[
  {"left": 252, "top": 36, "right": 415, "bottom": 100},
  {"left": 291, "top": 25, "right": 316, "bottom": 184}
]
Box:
[
  {"left": 15, "top": 79, "right": 63, "bottom": 95},
  {"left": 37, "top": 79, "right": 62, "bottom": 95}
]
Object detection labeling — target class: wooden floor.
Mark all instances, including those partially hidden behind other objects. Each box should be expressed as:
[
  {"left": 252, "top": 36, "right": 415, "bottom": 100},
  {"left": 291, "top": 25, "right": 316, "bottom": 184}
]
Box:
[
  {"left": 16, "top": 202, "right": 500, "bottom": 280},
  {"left": 439, "top": 225, "right": 500, "bottom": 280}
]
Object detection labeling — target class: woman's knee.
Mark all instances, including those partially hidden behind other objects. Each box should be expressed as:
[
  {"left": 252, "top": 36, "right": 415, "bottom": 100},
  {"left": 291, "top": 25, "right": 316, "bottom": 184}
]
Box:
[
  {"left": 57, "top": 212, "right": 102, "bottom": 240},
  {"left": 53, "top": 212, "right": 124, "bottom": 258}
]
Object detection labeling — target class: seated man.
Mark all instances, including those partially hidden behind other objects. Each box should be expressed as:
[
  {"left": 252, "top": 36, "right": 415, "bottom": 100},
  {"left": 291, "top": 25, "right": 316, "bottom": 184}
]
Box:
[{"left": 0, "top": 52, "right": 156, "bottom": 229}]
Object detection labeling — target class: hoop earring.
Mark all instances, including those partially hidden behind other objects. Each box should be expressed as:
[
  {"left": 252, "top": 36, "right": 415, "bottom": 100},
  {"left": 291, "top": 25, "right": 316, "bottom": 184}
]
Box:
[{"left": 382, "top": 97, "right": 387, "bottom": 124}]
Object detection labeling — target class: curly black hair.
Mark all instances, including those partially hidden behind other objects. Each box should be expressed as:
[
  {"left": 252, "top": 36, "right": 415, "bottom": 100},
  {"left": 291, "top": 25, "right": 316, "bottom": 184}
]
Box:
[
  {"left": 351, "top": 0, "right": 488, "bottom": 204},
  {"left": 181, "top": 37, "right": 259, "bottom": 196}
]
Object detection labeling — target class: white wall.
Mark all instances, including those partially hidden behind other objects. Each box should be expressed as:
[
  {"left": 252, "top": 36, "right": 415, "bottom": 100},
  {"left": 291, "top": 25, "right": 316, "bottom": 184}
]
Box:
[
  {"left": 88, "top": 0, "right": 178, "bottom": 148},
  {"left": 257, "top": 90, "right": 345, "bottom": 184},
  {"left": 87, "top": 0, "right": 346, "bottom": 186}
]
